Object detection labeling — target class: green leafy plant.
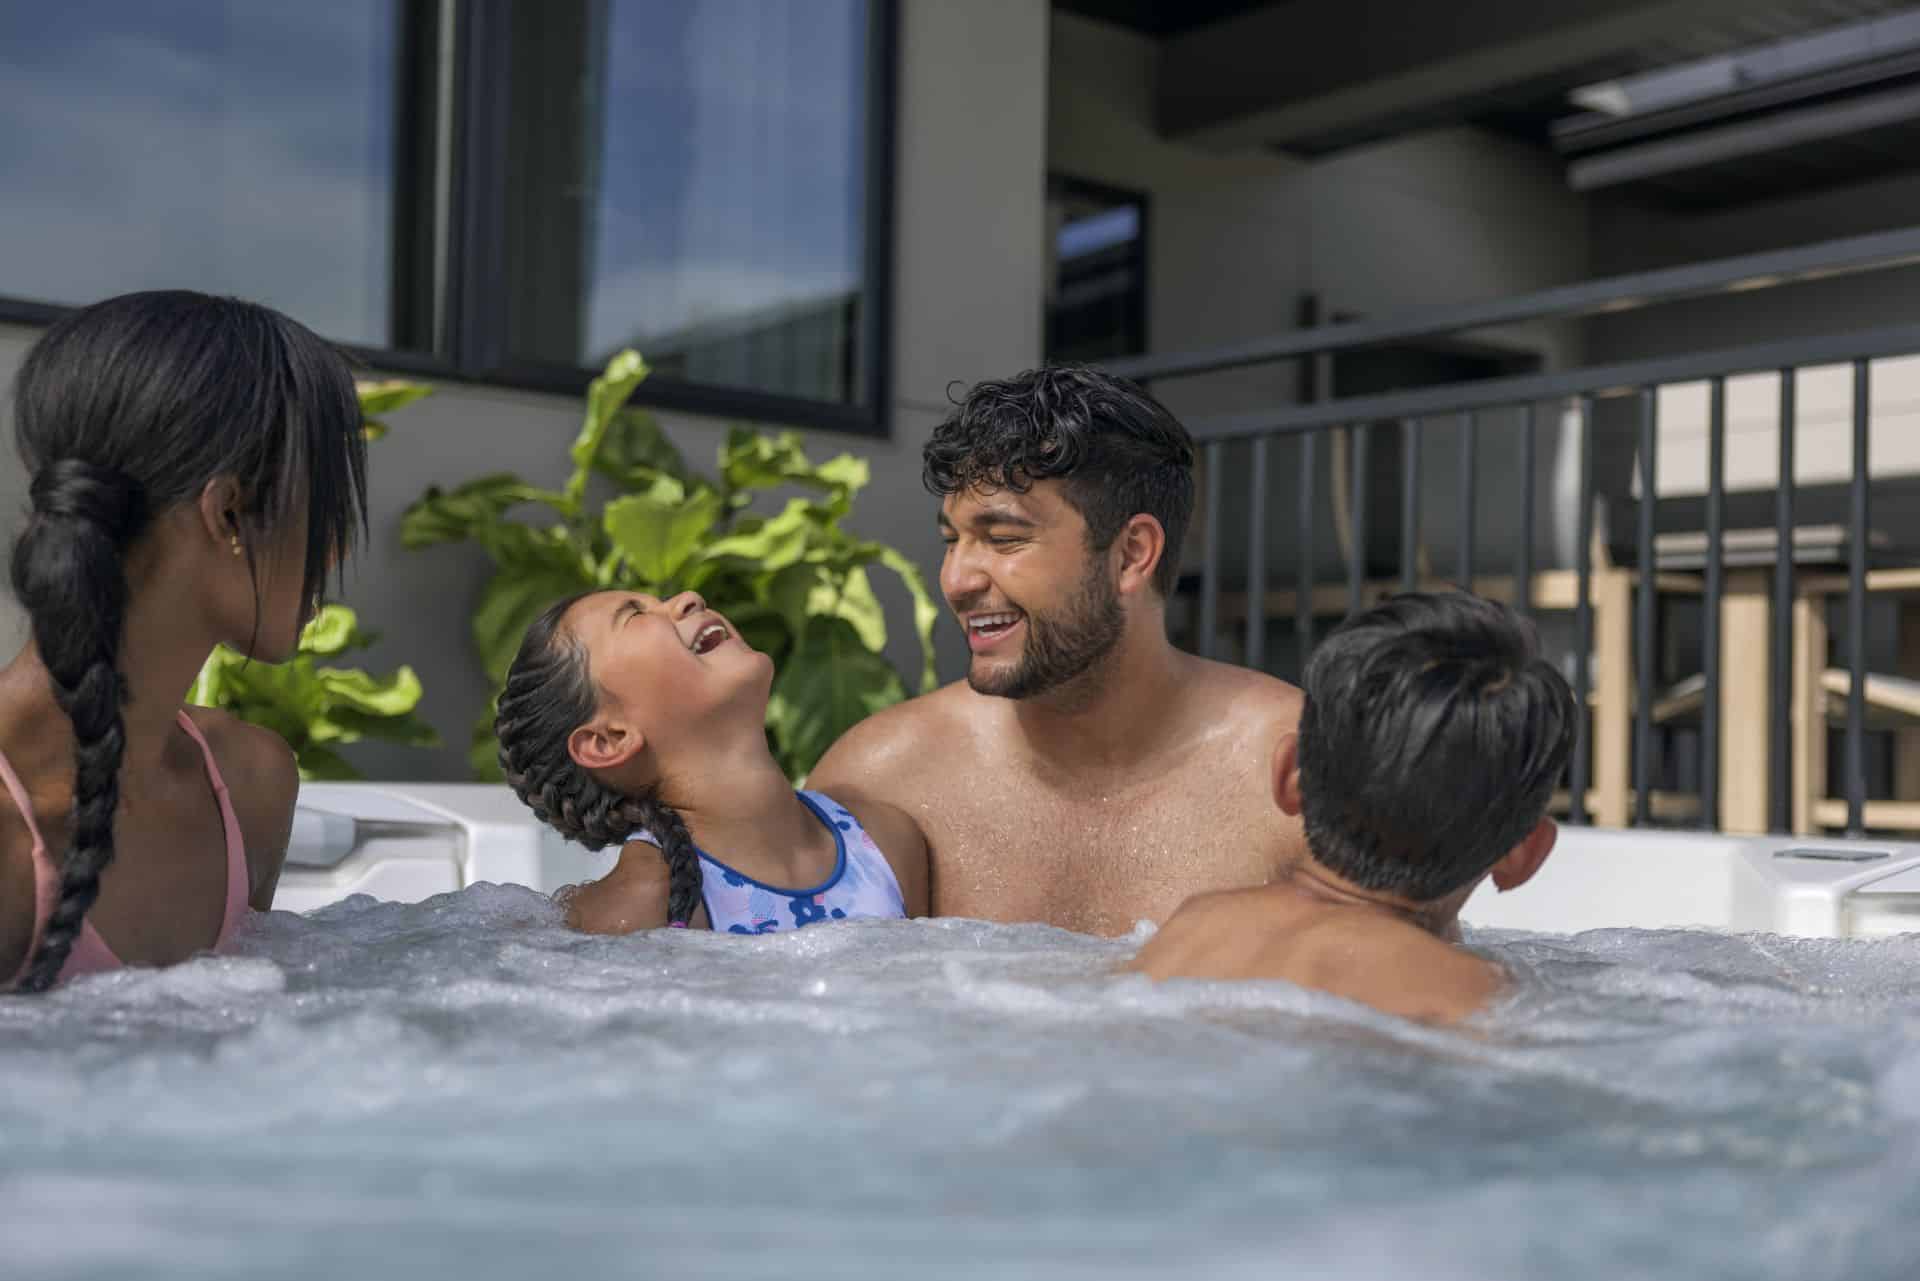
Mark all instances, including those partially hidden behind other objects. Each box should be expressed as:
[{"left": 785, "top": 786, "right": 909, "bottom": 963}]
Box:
[
  {"left": 188, "top": 378, "right": 441, "bottom": 780},
  {"left": 400, "top": 350, "right": 939, "bottom": 781},
  {"left": 189, "top": 605, "right": 439, "bottom": 780}
]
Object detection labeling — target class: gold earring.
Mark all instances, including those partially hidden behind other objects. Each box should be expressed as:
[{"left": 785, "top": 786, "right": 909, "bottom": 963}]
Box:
[{"left": 230, "top": 534, "right": 242, "bottom": 558}]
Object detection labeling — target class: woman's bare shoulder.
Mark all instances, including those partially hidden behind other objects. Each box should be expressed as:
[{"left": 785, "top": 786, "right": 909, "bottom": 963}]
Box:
[{"left": 181, "top": 706, "right": 299, "bottom": 901}]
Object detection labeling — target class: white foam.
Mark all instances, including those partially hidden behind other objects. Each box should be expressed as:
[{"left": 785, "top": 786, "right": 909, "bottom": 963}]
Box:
[{"left": 6, "top": 887, "right": 1920, "bottom": 1279}]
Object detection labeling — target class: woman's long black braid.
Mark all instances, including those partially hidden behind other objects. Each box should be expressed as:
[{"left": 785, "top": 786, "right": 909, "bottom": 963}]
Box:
[
  {"left": 7, "top": 291, "right": 366, "bottom": 993},
  {"left": 495, "top": 595, "right": 704, "bottom": 926},
  {"left": 10, "top": 461, "right": 144, "bottom": 991}
]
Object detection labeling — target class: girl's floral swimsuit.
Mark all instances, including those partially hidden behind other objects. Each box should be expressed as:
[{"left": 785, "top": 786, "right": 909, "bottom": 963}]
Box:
[{"left": 640, "top": 790, "right": 906, "bottom": 934}]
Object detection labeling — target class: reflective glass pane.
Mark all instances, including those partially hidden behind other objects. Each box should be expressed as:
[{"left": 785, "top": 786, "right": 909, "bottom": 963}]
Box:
[
  {"left": 0, "top": 1, "right": 401, "bottom": 347},
  {"left": 1045, "top": 177, "right": 1146, "bottom": 364},
  {"left": 506, "top": 0, "right": 871, "bottom": 406}
]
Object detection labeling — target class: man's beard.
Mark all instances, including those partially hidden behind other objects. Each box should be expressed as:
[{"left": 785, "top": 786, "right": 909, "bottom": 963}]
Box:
[{"left": 967, "top": 558, "right": 1125, "bottom": 700}]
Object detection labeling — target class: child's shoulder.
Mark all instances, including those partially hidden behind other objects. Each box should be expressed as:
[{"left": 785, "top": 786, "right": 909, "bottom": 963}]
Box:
[{"left": 802, "top": 789, "right": 929, "bottom": 917}]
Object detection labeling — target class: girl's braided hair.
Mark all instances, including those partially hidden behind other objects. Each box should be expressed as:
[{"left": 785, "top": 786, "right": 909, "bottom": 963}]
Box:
[{"left": 494, "top": 594, "right": 703, "bottom": 926}]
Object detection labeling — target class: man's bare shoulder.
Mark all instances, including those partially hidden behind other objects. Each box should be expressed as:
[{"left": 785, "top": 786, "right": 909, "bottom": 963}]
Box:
[
  {"left": 1182, "top": 655, "right": 1302, "bottom": 727},
  {"left": 809, "top": 679, "right": 981, "bottom": 789}
]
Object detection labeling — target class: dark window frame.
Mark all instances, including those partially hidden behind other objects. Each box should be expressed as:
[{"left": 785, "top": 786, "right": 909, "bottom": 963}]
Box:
[
  {"left": 0, "top": 0, "right": 899, "bottom": 439},
  {"left": 1044, "top": 172, "right": 1150, "bottom": 364}
]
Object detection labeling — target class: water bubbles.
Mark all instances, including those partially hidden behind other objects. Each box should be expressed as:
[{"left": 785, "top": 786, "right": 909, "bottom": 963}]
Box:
[{"left": 5, "top": 891, "right": 1920, "bottom": 1279}]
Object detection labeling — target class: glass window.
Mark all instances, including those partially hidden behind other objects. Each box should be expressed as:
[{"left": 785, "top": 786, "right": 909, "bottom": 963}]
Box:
[
  {"left": 1045, "top": 176, "right": 1147, "bottom": 363},
  {"left": 0, "top": 0, "right": 406, "bottom": 349},
  {"left": 503, "top": 0, "right": 875, "bottom": 408}
]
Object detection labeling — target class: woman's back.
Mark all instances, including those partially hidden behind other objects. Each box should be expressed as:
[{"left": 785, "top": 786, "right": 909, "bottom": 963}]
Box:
[{"left": 2, "top": 290, "right": 366, "bottom": 991}]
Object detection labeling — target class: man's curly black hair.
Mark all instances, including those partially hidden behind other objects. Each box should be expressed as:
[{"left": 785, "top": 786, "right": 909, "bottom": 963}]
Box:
[{"left": 921, "top": 365, "right": 1195, "bottom": 596}]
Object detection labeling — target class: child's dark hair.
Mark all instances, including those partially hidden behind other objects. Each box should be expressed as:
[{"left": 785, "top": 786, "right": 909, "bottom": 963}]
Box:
[
  {"left": 1296, "top": 591, "right": 1576, "bottom": 903},
  {"left": 495, "top": 594, "right": 703, "bottom": 926},
  {"left": 9, "top": 290, "right": 367, "bottom": 992},
  {"left": 921, "top": 365, "right": 1195, "bottom": 596}
]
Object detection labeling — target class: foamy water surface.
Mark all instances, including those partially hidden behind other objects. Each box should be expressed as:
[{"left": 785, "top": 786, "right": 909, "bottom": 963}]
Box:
[{"left": 5, "top": 886, "right": 1920, "bottom": 1279}]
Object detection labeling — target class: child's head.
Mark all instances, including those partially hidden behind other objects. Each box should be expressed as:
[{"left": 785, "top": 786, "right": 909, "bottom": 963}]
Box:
[
  {"left": 494, "top": 589, "right": 772, "bottom": 926},
  {"left": 1287, "top": 591, "right": 1576, "bottom": 906},
  {"left": 9, "top": 289, "right": 367, "bottom": 991}
]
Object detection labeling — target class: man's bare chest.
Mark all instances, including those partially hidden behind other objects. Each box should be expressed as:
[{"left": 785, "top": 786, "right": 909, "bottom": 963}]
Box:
[{"left": 914, "top": 759, "right": 1276, "bottom": 901}]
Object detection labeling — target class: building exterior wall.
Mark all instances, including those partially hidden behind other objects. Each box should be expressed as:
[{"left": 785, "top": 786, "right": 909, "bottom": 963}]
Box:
[
  {"left": 0, "top": 0, "right": 1050, "bottom": 781},
  {"left": 1047, "top": 10, "right": 1592, "bottom": 608},
  {"left": 1588, "top": 175, "right": 1920, "bottom": 502}
]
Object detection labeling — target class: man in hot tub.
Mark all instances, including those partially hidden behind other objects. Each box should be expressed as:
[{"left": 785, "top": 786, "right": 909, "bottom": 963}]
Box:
[{"left": 810, "top": 366, "right": 1308, "bottom": 936}]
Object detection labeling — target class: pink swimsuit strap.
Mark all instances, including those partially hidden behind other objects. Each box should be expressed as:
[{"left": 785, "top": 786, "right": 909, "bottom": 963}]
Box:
[{"left": 1, "top": 709, "right": 250, "bottom": 989}]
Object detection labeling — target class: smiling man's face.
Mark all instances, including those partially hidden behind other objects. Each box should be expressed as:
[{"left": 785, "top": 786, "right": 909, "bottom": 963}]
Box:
[{"left": 937, "top": 480, "right": 1125, "bottom": 700}]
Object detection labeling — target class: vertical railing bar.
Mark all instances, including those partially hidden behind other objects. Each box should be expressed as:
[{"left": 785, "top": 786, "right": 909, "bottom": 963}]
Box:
[
  {"left": 1296, "top": 431, "right": 1316, "bottom": 665},
  {"left": 1518, "top": 403, "right": 1537, "bottom": 621},
  {"left": 1457, "top": 411, "right": 1478, "bottom": 586},
  {"left": 1199, "top": 441, "right": 1223, "bottom": 660},
  {"left": 1570, "top": 395, "right": 1594, "bottom": 826},
  {"left": 1702, "top": 376, "right": 1725, "bottom": 831},
  {"left": 1847, "top": 360, "right": 1870, "bottom": 834},
  {"left": 1247, "top": 435, "right": 1270, "bottom": 673},
  {"left": 1636, "top": 387, "right": 1658, "bottom": 827},
  {"left": 1400, "top": 419, "right": 1420, "bottom": 595},
  {"left": 1770, "top": 370, "right": 1796, "bottom": 833},
  {"left": 1348, "top": 424, "right": 1369, "bottom": 616}
]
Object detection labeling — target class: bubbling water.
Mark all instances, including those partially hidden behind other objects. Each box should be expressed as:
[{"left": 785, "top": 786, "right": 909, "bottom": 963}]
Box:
[{"left": 5, "top": 886, "right": 1920, "bottom": 1279}]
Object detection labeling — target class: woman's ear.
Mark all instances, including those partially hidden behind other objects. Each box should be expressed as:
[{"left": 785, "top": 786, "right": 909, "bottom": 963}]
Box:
[{"left": 195, "top": 476, "right": 245, "bottom": 551}]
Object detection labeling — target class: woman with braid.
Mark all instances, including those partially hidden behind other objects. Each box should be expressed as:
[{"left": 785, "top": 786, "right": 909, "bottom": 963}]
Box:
[
  {"left": 0, "top": 291, "right": 367, "bottom": 992},
  {"left": 496, "top": 590, "right": 928, "bottom": 934}
]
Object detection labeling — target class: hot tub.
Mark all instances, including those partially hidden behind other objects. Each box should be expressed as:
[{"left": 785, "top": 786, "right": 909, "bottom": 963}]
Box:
[
  {"left": 287, "top": 781, "right": 1920, "bottom": 940},
  {"left": 8, "top": 789, "right": 1920, "bottom": 1279}
]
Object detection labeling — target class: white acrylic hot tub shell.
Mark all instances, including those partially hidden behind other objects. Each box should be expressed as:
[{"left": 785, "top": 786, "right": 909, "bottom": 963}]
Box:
[
  {"left": 283, "top": 783, "right": 1920, "bottom": 940},
  {"left": 1461, "top": 825, "right": 1920, "bottom": 938},
  {"left": 276, "top": 783, "right": 615, "bottom": 916}
]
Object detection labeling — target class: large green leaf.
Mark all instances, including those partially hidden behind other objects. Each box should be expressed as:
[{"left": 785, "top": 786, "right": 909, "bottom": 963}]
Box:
[
  {"left": 401, "top": 475, "right": 568, "bottom": 550},
  {"left": 604, "top": 478, "right": 724, "bottom": 584},
  {"left": 357, "top": 379, "right": 434, "bottom": 440},
  {"left": 691, "top": 498, "right": 815, "bottom": 580},
  {"left": 472, "top": 554, "right": 597, "bottom": 687},
  {"left": 814, "top": 453, "right": 870, "bottom": 496},
  {"left": 762, "top": 562, "right": 826, "bottom": 642},
  {"left": 299, "top": 604, "right": 363, "bottom": 656},
  {"left": 189, "top": 604, "right": 438, "bottom": 780},
  {"left": 592, "top": 406, "right": 690, "bottom": 490},
  {"left": 567, "top": 349, "right": 651, "bottom": 507},
  {"left": 767, "top": 616, "right": 907, "bottom": 780},
  {"left": 296, "top": 744, "right": 361, "bottom": 782},
  {"left": 313, "top": 665, "right": 428, "bottom": 718},
  {"left": 871, "top": 543, "right": 941, "bottom": 693},
  {"left": 319, "top": 704, "right": 440, "bottom": 748},
  {"left": 813, "top": 566, "right": 887, "bottom": 654}
]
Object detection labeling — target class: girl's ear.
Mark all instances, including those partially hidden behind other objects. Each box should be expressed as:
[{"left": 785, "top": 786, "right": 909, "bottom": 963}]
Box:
[{"left": 568, "top": 719, "right": 646, "bottom": 771}]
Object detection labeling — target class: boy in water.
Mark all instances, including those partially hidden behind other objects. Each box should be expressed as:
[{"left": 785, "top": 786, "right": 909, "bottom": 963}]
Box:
[{"left": 1128, "top": 591, "right": 1576, "bottom": 1025}]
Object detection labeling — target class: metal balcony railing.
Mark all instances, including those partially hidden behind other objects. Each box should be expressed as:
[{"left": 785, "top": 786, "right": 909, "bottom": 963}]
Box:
[{"left": 1104, "top": 226, "right": 1920, "bottom": 834}]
